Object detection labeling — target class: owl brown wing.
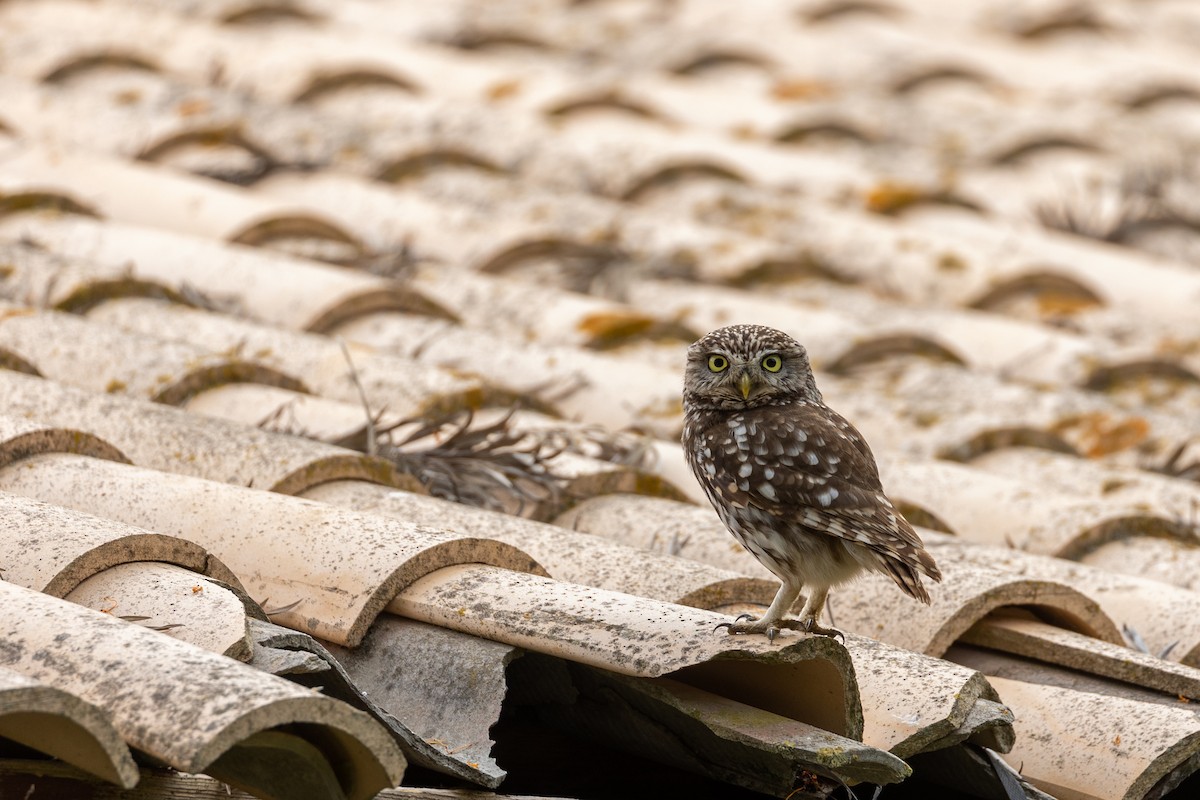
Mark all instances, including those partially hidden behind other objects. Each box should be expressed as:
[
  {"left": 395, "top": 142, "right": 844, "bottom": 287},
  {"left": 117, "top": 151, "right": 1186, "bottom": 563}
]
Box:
[{"left": 740, "top": 402, "right": 929, "bottom": 558}]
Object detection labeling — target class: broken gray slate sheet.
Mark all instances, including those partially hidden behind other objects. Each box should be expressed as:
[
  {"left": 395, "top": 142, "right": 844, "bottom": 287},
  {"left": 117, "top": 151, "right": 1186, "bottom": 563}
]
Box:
[
  {"left": 314, "top": 616, "right": 909, "bottom": 795},
  {"left": 245, "top": 617, "right": 499, "bottom": 787}
]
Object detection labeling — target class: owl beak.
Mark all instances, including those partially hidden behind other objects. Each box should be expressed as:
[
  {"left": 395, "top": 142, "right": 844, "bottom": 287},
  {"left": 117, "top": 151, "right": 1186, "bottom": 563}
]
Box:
[{"left": 738, "top": 372, "right": 753, "bottom": 400}]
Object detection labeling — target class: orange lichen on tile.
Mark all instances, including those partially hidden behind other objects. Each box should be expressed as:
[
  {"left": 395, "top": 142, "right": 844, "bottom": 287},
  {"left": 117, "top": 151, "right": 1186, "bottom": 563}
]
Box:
[{"left": 1052, "top": 412, "right": 1151, "bottom": 458}]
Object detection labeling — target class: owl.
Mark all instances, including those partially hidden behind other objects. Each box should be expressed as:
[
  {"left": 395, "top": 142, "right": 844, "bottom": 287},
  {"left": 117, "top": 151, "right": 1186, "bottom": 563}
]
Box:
[{"left": 681, "top": 324, "right": 941, "bottom": 640}]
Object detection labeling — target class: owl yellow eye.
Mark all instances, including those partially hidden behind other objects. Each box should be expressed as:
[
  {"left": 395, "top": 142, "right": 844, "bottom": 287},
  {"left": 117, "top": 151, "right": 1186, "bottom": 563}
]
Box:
[
  {"left": 761, "top": 354, "right": 782, "bottom": 373},
  {"left": 707, "top": 354, "right": 729, "bottom": 373}
]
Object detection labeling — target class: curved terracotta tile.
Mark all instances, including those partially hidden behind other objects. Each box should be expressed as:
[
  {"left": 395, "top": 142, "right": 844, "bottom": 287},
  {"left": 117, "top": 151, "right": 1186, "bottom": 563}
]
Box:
[
  {"left": 0, "top": 667, "right": 138, "bottom": 788},
  {"left": 0, "top": 216, "right": 453, "bottom": 330},
  {"left": 65, "top": 562, "right": 251, "bottom": 660},
  {"left": 555, "top": 494, "right": 1124, "bottom": 656},
  {"left": 0, "top": 371, "right": 415, "bottom": 495},
  {"left": 880, "top": 456, "right": 1193, "bottom": 558},
  {"left": 391, "top": 564, "right": 860, "bottom": 733},
  {"left": 0, "top": 305, "right": 308, "bottom": 404},
  {"left": 0, "top": 451, "right": 546, "bottom": 647},
  {"left": 950, "top": 650, "right": 1200, "bottom": 800},
  {"left": 0, "top": 414, "right": 128, "bottom": 469},
  {"left": 0, "top": 581, "right": 405, "bottom": 799},
  {"left": 0, "top": 490, "right": 242, "bottom": 598},
  {"left": 333, "top": 313, "right": 682, "bottom": 437},
  {"left": 88, "top": 298, "right": 492, "bottom": 417},
  {"left": 302, "top": 479, "right": 775, "bottom": 610}
]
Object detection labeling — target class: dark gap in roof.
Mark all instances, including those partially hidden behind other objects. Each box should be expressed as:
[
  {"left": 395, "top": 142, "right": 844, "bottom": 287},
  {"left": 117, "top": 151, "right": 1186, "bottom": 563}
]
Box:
[
  {"left": 152, "top": 362, "right": 309, "bottom": 406},
  {"left": 826, "top": 334, "right": 967, "bottom": 375},
  {"left": 0, "top": 192, "right": 101, "bottom": 221},
  {"left": 497, "top": 654, "right": 853, "bottom": 799},
  {"left": 1009, "top": 4, "right": 1113, "bottom": 40},
  {"left": 1149, "top": 758, "right": 1200, "bottom": 800},
  {"left": 891, "top": 66, "right": 994, "bottom": 95},
  {"left": 41, "top": 53, "right": 161, "bottom": 85},
  {"left": 776, "top": 120, "right": 875, "bottom": 146},
  {"left": 201, "top": 723, "right": 357, "bottom": 800},
  {"left": 138, "top": 128, "right": 284, "bottom": 186},
  {"left": 228, "top": 215, "right": 365, "bottom": 264},
  {"left": 444, "top": 30, "right": 554, "bottom": 53},
  {"left": 221, "top": 3, "right": 324, "bottom": 26},
  {"left": 0, "top": 346, "right": 43, "bottom": 377},
  {"left": 293, "top": 70, "right": 421, "bottom": 104},
  {"left": 376, "top": 150, "right": 506, "bottom": 184},
  {"left": 1124, "top": 84, "right": 1200, "bottom": 111},
  {"left": 669, "top": 50, "right": 774, "bottom": 78},
  {"left": 725, "top": 255, "right": 857, "bottom": 288},
  {"left": 620, "top": 162, "right": 748, "bottom": 202},
  {"left": 802, "top": 1, "right": 901, "bottom": 24},
  {"left": 545, "top": 92, "right": 668, "bottom": 124},
  {"left": 938, "top": 426, "right": 1080, "bottom": 463},
  {"left": 968, "top": 271, "right": 1104, "bottom": 316},
  {"left": 903, "top": 745, "right": 1049, "bottom": 800},
  {"left": 988, "top": 136, "right": 1100, "bottom": 167},
  {"left": 864, "top": 183, "right": 984, "bottom": 216}
]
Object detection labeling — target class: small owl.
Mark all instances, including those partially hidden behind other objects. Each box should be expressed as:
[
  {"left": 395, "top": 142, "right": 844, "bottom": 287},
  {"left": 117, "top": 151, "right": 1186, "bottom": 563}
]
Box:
[{"left": 682, "top": 324, "right": 941, "bottom": 640}]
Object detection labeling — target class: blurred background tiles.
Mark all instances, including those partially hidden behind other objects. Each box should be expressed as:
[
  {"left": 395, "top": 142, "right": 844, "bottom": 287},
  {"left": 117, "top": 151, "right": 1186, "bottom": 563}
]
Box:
[{"left": 5, "top": 1, "right": 1200, "bottom": 799}]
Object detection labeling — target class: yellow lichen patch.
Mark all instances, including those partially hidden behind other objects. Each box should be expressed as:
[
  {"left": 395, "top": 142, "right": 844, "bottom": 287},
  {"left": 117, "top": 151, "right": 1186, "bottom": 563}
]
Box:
[
  {"left": 770, "top": 79, "right": 834, "bottom": 102},
  {"left": 577, "top": 311, "right": 656, "bottom": 346},
  {"left": 1036, "top": 293, "right": 1100, "bottom": 317},
  {"left": 0, "top": 307, "right": 35, "bottom": 321},
  {"left": 864, "top": 182, "right": 926, "bottom": 215},
  {"left": 937, "top": 252, "right": 967, "bottom": 272},
  {"left": 105, "top": 379, "right": 128, "bottom": 394},
  {"left": 486, "top": 79, "right": 522, "bottom": 101},
  {"left": 1052, "top": 412, "right": 1151, "bottom": 458},
  {"left": 175, "top": 97, "right": 212, "bottom": 117}
]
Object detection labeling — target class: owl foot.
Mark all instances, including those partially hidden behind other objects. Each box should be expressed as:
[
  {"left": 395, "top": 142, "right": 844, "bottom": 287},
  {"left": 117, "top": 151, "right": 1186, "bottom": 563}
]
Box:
[{"left": 714, "top": 614, "right": 844, "bottom": 643}]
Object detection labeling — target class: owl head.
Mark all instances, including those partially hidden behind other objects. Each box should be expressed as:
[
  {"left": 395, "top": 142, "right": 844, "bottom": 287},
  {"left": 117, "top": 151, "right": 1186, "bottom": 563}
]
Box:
[{"left": 683, "top": 324, "right": 822, "bottom": 409}]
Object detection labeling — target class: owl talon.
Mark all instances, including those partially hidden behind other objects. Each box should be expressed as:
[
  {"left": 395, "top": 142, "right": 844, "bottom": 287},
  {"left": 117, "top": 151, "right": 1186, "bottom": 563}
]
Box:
[
  {"left": 714, "top": 613, "right": 757, "bottom": 634},
  {"left": 801, "top": 618, "right": 845, "bottom": 642}
]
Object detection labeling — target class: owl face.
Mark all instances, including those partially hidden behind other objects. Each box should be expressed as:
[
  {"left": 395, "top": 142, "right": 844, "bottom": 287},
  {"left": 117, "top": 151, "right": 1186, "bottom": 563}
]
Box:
[{"left": 683, "top": 324, "right": 821, "bottom": 410}]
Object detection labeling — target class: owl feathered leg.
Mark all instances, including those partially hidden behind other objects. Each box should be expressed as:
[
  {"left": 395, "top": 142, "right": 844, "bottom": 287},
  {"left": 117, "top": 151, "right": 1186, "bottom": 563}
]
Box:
[
  {"left": 715, "top": 579, "right": 801, "bottom": 642},
  {"left": 795, "top": 586, "right": 842, "bottom": 639}
]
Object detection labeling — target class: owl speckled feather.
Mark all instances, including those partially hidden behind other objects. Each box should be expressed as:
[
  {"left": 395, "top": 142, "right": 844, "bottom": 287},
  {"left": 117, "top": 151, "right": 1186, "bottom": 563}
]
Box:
[{"left": 682, "top": 324, "right": 941, "bottom": 640}]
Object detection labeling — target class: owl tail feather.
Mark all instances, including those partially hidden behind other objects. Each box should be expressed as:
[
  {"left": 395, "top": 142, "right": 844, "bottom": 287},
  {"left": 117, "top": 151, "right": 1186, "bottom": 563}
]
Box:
[{"left": 878, "top": 548, "right": 942, "bottom": 605}]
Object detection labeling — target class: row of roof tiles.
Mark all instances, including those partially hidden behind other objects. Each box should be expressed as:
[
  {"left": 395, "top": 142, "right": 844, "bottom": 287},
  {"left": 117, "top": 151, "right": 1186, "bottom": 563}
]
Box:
[{"left": 5, "top": 0, "right": 1200, "bottom": 799}]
